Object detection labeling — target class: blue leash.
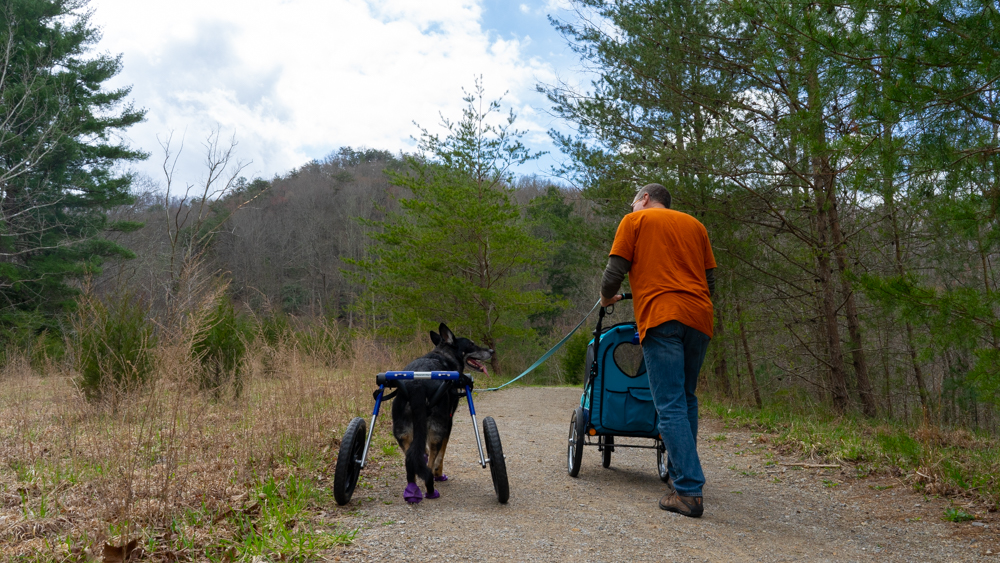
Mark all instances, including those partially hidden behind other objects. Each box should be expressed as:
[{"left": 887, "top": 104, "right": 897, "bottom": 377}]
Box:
[{"left": 479, "top": 299, "right": 602, "bottom": 392}]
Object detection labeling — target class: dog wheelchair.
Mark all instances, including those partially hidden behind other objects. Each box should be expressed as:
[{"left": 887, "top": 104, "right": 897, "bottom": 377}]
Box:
[
  {"left": 333, "top": 371, "right": 510, "bottom": 505},
  {"left": 567, "top": 293, "right": 670, "bottom": 481}
]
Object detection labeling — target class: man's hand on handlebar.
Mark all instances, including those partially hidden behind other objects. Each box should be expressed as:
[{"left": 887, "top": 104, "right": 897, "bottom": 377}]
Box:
[{"left": 600, "top": 293, "right": 624, "bottom": 307}]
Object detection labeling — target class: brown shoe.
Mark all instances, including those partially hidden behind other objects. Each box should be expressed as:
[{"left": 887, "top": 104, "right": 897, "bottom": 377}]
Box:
[
  {"left": 659, "top": 491, "right": 703, "bottom": 518},
  {"left": 664, "top": 476, "right": 674, "bottom": 494}
]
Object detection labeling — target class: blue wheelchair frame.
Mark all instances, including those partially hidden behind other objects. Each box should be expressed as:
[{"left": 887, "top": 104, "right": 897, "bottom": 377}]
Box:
[
  {"left": 333, "top": 370, "right": 509, "bottom": 505},
  {"left": 362, "top": 371, "right": 487, "bottom": 470}
]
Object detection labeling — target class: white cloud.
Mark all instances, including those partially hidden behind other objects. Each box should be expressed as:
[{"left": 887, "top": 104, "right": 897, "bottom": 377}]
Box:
[
  {"left": 543, "top": 0, "right": 575, "bottom": 11},
  {"left": 89, "top": 0, "right": 560, "bottom": 185}
]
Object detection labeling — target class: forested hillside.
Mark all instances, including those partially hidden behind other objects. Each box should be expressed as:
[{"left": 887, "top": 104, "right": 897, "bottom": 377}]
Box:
[{"left": 5, "top": 0, "right": 1000, "bottom": 432}]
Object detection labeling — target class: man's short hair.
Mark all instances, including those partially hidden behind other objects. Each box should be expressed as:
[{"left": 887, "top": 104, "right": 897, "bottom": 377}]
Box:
[{"left": 637, "top": 183, "right": 671, "bottom": 208}]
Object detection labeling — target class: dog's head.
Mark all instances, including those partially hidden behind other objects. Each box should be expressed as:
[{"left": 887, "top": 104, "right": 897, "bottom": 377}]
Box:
[{"left": 430, "top": 323, "right": 494, "bottom": 374}]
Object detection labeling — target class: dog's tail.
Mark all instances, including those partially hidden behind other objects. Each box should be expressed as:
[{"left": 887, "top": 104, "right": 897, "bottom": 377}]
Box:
[{"left": 403, "top": 383, "right": 435, "bottom": 487}]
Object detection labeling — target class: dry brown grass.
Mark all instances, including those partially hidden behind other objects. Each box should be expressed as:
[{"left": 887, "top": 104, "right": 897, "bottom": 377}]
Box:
[{"left": 0, "top": 330, "right": 405, "bottom": 562}]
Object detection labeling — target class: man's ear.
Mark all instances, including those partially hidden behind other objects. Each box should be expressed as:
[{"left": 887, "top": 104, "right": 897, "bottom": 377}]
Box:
[
  {"left": 430, "top": 331, "right": 440, "bottom": 346},
  {"left": 438, "top": 323, "right": 455, "bottom": 345}
]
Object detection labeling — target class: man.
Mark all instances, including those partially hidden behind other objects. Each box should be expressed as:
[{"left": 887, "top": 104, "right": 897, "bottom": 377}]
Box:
[{"left": 601, "top": 183, "right": 716, "bottom": 518}]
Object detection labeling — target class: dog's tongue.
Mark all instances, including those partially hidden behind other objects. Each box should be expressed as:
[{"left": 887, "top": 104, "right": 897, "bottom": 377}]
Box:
[{"left": 468, "top": 359, "right": 488, "bottom": 375}]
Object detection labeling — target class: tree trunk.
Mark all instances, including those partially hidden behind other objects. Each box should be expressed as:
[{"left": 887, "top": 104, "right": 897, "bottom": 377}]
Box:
[
  {"left": 714, "top": 305, "right": 732, "bottom": 398},
  {"left": 883, "top": 352, "right": 893, "bottom": 419},
  {"left": 736, "top": 301, "right": 762, "bottom": 408},
  {"left": 812, "top": 164, "right": 851, "bottom": 414},
  {"left": 827, "top": 185, "right": 877, "bottom": 416},
  {"left": 808, "top": 59, "right": 850, "bottom": 415},
  {"left": 886, "top": 175, "right": 931, "bottom": 421}
]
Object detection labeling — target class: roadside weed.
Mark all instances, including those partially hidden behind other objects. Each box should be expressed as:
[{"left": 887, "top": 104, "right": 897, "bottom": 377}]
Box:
[
  {"left": 943, "top": 507, "right": 975, "bottom": 523},
  {"left": 704, "top": 397, "right": 1000, "bottom": 504},
  {"left": 212, "top": 475, "right": 355, "bottom": 561}
]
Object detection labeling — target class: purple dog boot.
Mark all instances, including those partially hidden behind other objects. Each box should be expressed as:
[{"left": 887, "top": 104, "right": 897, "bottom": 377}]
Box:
[
  {"left": 434, "top": 475, "right": 448, "bottom": 482},
  {"left": 403, "top": 482, "right": 423, "bottom": 504},
  {"left": 426, "top": 489, "right": 440, "bottom": 499}
]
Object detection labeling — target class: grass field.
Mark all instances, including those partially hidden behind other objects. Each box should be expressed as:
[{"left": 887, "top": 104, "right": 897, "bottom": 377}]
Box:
[{"left": 0, "top": 335, "right": 408, "bottom": 562}]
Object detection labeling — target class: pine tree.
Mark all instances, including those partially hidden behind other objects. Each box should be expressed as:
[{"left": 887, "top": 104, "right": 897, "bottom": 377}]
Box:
[
  {"left": 0, "top": 0, "right": 145, "bottom": 334},
  {"left": 354, "top": 81, "right": 560, "bottom": 367}
]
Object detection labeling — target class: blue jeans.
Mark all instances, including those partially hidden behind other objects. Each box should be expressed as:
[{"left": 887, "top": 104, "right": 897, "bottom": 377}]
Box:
[{"left": 642, "top": 320, "right": 711, "bottom": 497}]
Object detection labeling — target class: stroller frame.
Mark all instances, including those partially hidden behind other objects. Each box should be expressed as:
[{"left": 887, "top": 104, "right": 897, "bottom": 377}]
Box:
[{"left": 567, "top": 294, "right": 671, "bottom": 482}]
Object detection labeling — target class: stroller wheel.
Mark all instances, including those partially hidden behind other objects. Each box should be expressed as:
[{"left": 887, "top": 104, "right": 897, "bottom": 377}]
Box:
[
  {"left": 333, "top": 417, "right": 367, "bottom": 505},
  {"left": 567, "top": 407, "right": 585, "bottom": 477},
  {"left": 601, "top": 435, "right": 614, "bottom": 468},
  {"left": 657, "top": 442, "right": 671, "bottom": 483},
  {"left": 482, "top": 417, "right": 509, "bottom": 503}
]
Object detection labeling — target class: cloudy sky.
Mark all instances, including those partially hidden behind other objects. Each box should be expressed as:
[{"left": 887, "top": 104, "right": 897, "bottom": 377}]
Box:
[{"left": 88, "top": 0, "right": 586, "bottom": 187}]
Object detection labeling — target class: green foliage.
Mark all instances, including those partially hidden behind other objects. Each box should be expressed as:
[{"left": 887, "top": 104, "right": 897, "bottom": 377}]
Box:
[
  {"left": 193, "top": 299, "right": 253, "bottom": 397},
  {"left": 214, "top": 475, "right": 355, "bottom": 561},
  {"left": 708, "top": 397, "right": 1000, "bottom": 503},
  {"left": 291, "top": 317, "right": 344, "bottom": 364},
  {"left": 545, "top": 0, "right": 1000, "bottom": 421},
  {"left": 876, "top": 431, "right": 923, "bottom": 466},
  {"left": 74, "top": 292, "right": 157, "bottom": 400},
  {"left": 280, "top": 283, "right": 309, "bottom": 313},
  {"left": 943, "top": 507, "right": 975, "bottom": 523},
  {"left": 0, "top": 309, "right": 66, "bottom": 367},
  {"left": 560, "top": 330, "right": 592, "bottom": 385},
  {"left": 351, "top": 80, "right": 564, "bottom": 359},
  {"left": 526, "top": 185, "right": 598, "bottom": 332},
  {"left": 256, "top": 313, "right": 292, "bottom": 347},
  {"left": 0, "top": 0, "right": 145, "bottom": 323}
]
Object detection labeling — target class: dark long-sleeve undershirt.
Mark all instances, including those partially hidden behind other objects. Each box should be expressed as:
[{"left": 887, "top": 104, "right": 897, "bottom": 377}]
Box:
[{"left": 601, "top": 255, "right": 714, "bottom": 299}]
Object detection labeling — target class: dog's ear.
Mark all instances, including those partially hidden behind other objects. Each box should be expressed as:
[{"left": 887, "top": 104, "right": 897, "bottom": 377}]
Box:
[
  {"left": 438, "top": 323, "right": 455, "bottom": 345},
  {"left": 430, "top": 331, "right": 440, "bottom": 345}
]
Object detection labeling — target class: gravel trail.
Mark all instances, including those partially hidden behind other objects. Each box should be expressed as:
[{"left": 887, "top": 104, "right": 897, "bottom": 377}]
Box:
[{"left": 327, "top": 387, "right": 998, "bottom": 562}]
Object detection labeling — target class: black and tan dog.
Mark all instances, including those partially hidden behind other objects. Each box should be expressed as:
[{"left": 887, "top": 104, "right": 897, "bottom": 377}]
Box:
[{"left": 391, "top": 323, "right": 493, "bottom": 503}]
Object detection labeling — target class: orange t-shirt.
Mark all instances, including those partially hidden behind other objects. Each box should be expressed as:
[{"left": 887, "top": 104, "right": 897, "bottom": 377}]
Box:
[{"left": 610, "top": 208, "right": 716, "bottom": 340}]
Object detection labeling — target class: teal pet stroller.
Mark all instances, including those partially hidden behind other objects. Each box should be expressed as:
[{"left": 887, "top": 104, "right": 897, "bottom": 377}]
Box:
[{"left": 567, "top": 294, "right": 669, "bottom": 481}]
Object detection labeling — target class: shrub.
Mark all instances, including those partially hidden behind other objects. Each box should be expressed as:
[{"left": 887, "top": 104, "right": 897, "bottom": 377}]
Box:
[
  {"left": 293, "top": 317, "right": 344, "bottom": 365},
  {"left": 560, "top": 330, "right": 593, "bottom": 385},
  {"left": 256, "top": 313, "right": 292, "bottom": 347},
  {"left": 193, "top": 298, "right": 253, "bottom": 397},
  {"left": 0, "top": 310, "right": 67, "bottom": 368},
  {"left": 74, "top": 292, "right": 157, "bottom": 400}
]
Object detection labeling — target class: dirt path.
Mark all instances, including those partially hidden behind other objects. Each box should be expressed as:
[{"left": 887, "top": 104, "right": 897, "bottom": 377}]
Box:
[{"left": 327, "top": 387, "right": 998, "bottom": 562}]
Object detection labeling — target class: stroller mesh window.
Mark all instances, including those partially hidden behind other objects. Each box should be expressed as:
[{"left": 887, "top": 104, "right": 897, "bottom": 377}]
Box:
[{"left": 613, "top": 342, "right": 646, "bottom": 378}]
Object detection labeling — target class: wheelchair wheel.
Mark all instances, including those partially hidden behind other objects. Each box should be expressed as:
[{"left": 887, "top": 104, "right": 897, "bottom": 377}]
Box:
[
  {"left": 656, "top": 441, "right": 671, "bottom": 483},
  {"left": 567, "top": 407, "right": 585, "bottom": 477},
  {"left": 482, "top": 417, "right": 509, "bottom": 503},
  {"left": 601, "top": 435, "right": 614, "bottom": 468},
  {"left": 333, "top": 417, "right": 366, "bottom": 505}
]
